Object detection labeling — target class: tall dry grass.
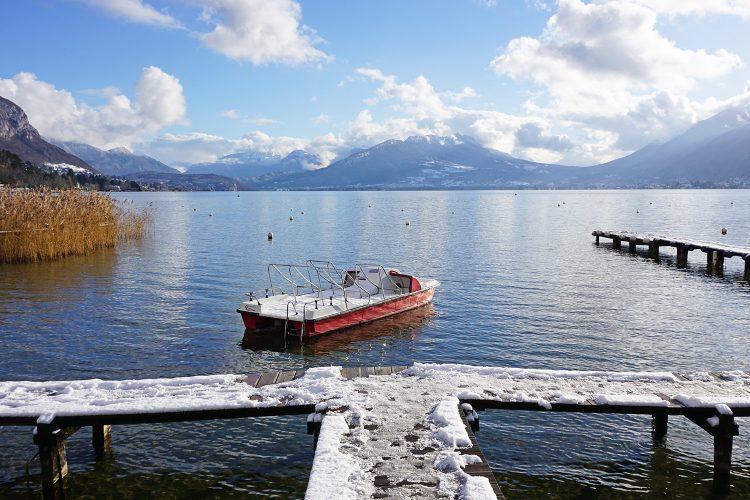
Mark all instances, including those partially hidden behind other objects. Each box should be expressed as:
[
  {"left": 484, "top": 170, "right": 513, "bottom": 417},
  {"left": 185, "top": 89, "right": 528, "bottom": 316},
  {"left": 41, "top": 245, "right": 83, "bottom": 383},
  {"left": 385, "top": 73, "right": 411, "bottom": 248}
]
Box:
[{"left": 0, "top": 188, "right": 152, "bottom": 264}]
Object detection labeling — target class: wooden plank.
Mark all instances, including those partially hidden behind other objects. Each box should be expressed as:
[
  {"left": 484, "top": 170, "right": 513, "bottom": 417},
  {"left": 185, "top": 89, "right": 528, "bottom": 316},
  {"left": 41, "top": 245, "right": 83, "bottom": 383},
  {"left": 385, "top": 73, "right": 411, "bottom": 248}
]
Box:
[
  {"left": 459, "top": 406, "right": 504, "bottom": 499},
  {"left": 243, "top": 373, "right": 262, "bottom": 387},
  {"left": 257, "top": 371, "right": 280, "bottom": 387},
  {"left": 367, "top": 367, "right": 377, "bottom": 376},
  {"left": 340, "top": 367, "right": 360, "bottom": 380},
  {"left": 275, "top": 371, "right": 297, "bottom": 384},
  {"left": 293, "top": 369, "right": 307, "bottom": 380},
  {"left": 391, "top": 366, "right": 408, "bottom": 374},
  {"left": 374, "top": 366, "right": 391, "bottom": 376},
  {"left": 358, "top": 367, "right": 369, "bottom": 378}
]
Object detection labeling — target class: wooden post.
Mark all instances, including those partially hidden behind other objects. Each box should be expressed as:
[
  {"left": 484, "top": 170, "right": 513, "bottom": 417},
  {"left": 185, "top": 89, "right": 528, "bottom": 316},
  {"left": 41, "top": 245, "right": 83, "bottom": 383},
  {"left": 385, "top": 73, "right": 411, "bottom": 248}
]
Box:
[
  {"left": 676, "top": 245, "right": 688, "bottom": 268},
  {"left": 713, "top": 414, "right": 738, "bottom": 493},
  {"left": 92, "top": 424, "right": 112, "bottom": 458},
  {"left": 612, "top": 236, "right": 621, "bottom": 250},
  {"left": 652, "top": 413, "right": 668, "bottom": 442},
  {"left": 648, "top": 242, "right": 660, "bottom": 260},
  {"left": 595, "top": 235, "right": 600, "bottom": 246},
  {"left": 745, "top": 257, "right": 750, "bottom": 282},
  {"left": 706, "top": 250, "right": 715, "bottom": 273},
  {"left": 35, "top": 424, "right": 69, "bottom": 500},
  {"left": 713, "top": 251, "right": 725, "bottom": 276},
  {"left": 628, "top": 240, "right": 637, "bottom": 253}
]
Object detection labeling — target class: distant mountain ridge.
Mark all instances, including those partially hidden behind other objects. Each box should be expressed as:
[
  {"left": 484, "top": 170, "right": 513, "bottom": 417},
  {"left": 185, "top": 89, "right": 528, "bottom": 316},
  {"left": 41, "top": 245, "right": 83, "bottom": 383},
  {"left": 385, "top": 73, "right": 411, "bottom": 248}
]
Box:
[
  {"left": 54, "top": 141, "right": 179, "bottom": 176},
  {"left": 260, "top": 134, "right": 582, "bottom": 189},
  {"left": 582, "top": 107, "right": 750, "bottom": 187},
  {"left": 185, "top": 149, "right": 323, "bottom": 179},
  {"left": 0, "top": 96, "right": 96, "bottom": 173}
]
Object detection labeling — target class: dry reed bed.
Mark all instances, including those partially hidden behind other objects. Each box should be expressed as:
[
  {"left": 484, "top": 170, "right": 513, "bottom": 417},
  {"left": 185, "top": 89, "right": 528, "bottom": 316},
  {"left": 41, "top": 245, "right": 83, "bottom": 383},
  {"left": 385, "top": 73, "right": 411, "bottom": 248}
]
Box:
[{"left": 0, "top": 188, "right": 152, "bottom": 264}]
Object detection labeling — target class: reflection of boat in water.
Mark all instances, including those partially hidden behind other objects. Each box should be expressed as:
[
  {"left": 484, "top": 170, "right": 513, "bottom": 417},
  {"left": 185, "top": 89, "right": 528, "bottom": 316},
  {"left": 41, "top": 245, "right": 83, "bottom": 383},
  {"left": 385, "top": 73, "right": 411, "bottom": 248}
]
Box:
[
  {"left": 237, "top": 261, "right": 439, "bottom": 339},
  {"left": 241, "top": 303, "right": 436, "bottom": 354}
]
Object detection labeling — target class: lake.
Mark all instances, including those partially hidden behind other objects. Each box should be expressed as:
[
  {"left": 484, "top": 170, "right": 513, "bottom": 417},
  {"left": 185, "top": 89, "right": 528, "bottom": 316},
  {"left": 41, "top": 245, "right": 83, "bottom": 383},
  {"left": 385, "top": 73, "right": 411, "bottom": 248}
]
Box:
[{"left": 1, "top": 189, "right": 749, "bottom": 498}]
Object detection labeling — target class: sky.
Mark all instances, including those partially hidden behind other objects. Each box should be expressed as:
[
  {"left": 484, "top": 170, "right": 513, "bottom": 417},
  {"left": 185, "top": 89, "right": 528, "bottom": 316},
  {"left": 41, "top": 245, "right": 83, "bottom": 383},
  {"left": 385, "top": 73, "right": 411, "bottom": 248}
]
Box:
[{"left": 1, "top": 0, "right": 750, "bottom": 168}]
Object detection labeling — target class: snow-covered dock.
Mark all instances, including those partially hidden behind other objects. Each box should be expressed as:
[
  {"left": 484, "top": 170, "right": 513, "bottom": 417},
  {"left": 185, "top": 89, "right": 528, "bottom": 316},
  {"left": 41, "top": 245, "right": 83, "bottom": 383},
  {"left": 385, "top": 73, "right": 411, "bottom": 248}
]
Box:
[
  {"left": 592, "top": 229, "right": 750, "bottom": 278},
  {"left": 3, "top": 363, "right": 750, "bottom": 499}
]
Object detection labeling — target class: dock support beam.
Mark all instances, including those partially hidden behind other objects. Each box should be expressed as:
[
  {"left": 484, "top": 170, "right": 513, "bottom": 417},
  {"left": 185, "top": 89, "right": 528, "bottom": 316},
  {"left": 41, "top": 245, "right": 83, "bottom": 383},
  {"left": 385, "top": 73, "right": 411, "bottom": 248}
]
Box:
[
  {"left": 712, "top": 251, "right": 725, "bottom": 276},
  {"left": 745, "top": 257, "right": 750, "bottom": 282},
  {"left": 35, "top": 423, "right": 77, "bottom": 500},
  {"left": 92, "top": 424, "right": 112, "bottom": 458},
  {"left": 628, "top": 240, "right": 637, "bottom": 254},
  {"left": 648, "top": 242, "right": 660, "bottom": 260},
  {"left": 652, "top": 413, "right": 668, "bottom": 442},
  {"left": 676, "top": 245, "right": 689, "bottom": 268},
  {"left": 612, "top": 236, "right": 621, "bottom": 250},
  {"left": 686, "top": 411, "right": 739, "bottom": 493}
]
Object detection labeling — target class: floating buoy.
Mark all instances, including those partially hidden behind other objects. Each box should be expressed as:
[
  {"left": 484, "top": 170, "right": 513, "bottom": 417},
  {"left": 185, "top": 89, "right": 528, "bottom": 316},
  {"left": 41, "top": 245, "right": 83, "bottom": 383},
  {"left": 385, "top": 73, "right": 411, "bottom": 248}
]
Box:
[
  {"left": 405, "top": 220, "right": 410, "bottom": 226},
  {"left": 267, "top": 232, "right": 273, "bottom": 240},
  {"left": 237, "top": 194, "right": 240, "bottom": 197},
  {"left": 721, "top": 227, "right": 728, "bottom": 235},
  {"left": 193, "top": 208, "right": 196, "bottom": 211},
  {"left": 289, "top": 216, "right": 294, "bottom": 221},
  {"left": 369, "top": 204, "right": 372, "bottom": 208},
  {"left": 636, "top": 210, "right": 639, "bottom": 214},
  {"left": 514, "top": 193, "right": 517, "bottom": 196},
  {"left": 557, "top": 203, "right": 560, "bottom": 207},
  {"left": 209, "top": 213, "right": 213, "bottom": 217},
  {"left": 401, "top": 209, "right": 404, "bottom": 212},
  {"left": 562, "top": 201, "right": 565, "bottom": 205},
  {"left": 301, "top": 211, "right": 304, "bottom": 215}
]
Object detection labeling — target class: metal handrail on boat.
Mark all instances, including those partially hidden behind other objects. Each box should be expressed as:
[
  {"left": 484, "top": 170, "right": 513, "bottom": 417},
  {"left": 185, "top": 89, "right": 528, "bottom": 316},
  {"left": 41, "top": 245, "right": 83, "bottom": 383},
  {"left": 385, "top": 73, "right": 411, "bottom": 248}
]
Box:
[
  {"left": 355, "top": 264, "right": 405, "bottom": 299},
  {"left": 268, "top": 264, "right": 320, "bottom": 296}
]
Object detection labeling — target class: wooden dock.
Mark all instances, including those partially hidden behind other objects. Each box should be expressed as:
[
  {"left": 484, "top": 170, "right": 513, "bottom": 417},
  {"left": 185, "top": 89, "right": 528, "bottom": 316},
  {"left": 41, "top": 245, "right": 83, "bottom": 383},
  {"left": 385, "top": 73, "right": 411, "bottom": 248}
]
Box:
[
  {"left": 593, "top": 229, "right": 750, "bottom": 279},
  {"left": 2, "top": 364, "right": 750, "bottom": 498}
]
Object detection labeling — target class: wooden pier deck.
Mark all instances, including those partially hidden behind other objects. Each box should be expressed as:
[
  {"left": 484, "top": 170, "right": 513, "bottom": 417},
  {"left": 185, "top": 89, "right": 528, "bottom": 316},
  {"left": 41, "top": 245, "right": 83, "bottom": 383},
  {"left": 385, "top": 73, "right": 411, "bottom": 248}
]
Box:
[
  {"left": 593, "top": 229, "right": 750, "bottom": 279},
  {"left": 2, "top": 364, "right": 750, "bottom": 499}
]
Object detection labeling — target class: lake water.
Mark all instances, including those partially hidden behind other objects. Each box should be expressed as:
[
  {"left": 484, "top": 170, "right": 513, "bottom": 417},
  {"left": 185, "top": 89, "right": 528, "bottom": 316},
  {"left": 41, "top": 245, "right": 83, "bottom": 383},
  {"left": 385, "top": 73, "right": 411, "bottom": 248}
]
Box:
[{"left": 1, "top": 189, "right": 750, "bottom": 498}]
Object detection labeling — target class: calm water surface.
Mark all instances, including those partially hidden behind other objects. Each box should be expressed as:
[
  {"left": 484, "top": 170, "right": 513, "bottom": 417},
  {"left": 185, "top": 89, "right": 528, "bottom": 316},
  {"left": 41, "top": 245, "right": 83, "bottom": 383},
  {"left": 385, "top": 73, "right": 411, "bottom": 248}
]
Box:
[{"left": 1, "top": 190, "right": 750, "bottom": 498}]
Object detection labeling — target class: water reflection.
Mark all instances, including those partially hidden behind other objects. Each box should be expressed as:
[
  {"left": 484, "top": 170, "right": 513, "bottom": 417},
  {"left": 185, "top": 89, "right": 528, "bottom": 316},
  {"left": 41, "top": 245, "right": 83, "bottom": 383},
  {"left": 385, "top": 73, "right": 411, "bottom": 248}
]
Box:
[{"left": 241, "top": 304, "right": 436, "bottom": 357}]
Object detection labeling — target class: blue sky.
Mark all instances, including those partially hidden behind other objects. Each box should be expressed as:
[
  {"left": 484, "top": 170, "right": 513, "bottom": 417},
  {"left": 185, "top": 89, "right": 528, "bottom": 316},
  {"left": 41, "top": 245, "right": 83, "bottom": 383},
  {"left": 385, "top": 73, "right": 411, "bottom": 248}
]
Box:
[{"left": 2, "top": 0, "right": 750, "bottom": 167}]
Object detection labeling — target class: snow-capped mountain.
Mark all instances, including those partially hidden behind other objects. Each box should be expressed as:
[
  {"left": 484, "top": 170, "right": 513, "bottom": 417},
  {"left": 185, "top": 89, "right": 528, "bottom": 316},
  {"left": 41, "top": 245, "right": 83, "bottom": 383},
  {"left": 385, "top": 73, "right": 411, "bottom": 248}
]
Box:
[
  {"left": 0, "top": 96, "right": 96, "bottom": 173},
  {"left": 54, "top": 141, "right": 179, "bottom": 176},
  {"left": 262, "top": 134, "right": 581, "bottom": 189},
  {"left": 184, "top": 149, "right": 323, "bottom": 179}
]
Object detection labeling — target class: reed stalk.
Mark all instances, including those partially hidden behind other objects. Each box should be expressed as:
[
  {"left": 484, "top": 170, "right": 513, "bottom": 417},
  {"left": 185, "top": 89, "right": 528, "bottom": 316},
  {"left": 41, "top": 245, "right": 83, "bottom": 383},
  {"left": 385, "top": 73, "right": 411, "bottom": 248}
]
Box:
[{"left": 0, "top": 188, "right": 152, "bottom": 264}]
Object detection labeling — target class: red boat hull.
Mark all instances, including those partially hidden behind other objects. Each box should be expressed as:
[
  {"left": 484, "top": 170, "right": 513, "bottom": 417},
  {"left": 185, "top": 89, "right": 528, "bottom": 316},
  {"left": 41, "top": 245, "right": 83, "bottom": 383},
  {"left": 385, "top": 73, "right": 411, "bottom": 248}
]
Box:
[{"left": 239, "top": 287, "right": 435, "bottom": 338}]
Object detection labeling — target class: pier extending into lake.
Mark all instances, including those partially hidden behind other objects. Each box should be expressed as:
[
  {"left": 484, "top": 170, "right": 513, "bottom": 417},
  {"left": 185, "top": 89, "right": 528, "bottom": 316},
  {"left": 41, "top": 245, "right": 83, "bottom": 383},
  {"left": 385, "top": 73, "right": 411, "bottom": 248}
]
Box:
[
  {"left": 593, "top": 229, "right": 750, "bottom": 279},
  {"left": 2, "top": 364, "right": 749, "bottom": 499}
]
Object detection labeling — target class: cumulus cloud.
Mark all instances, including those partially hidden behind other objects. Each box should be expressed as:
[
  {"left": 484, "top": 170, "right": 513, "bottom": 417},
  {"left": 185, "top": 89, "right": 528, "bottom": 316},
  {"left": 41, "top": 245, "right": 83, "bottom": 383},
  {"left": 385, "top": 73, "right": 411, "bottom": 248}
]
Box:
[
  {"left": 78, "top": 0, "right": 181, "bottom": 27},
  {"left": 0, "top": 67, "right": 187, "bottom": 150},
  {"left": 628, "top": 0, "right": 750, "bottom": 20},
  {"left": 487, "top": 0, "right": 746, "bottom": 163},
  {"left": 198, "top": 0, "right": 332, "bottom": 65},
  {"left": 515, "top": 122, "right": 572, "bottom": 151}
]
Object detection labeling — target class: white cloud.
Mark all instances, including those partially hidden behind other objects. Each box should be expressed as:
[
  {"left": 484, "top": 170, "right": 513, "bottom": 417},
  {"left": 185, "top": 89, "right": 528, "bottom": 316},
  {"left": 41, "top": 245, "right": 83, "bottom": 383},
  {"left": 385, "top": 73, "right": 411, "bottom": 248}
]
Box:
[
  {"left": 78, "top": 0, "right": 181, "bottom": 27},
  {"left": 220, "top": 108, "right": 240, "bottom": 119},
  {"left": 198, "top": 0, "right": 332, "bottom": 65},
  {"left": 0, "top": 67, "right": 187, "bottom": 150},
  {"left": 627, "top": 0, "right": 750, "bottom": 20},
  {"left": 313, "top": 113, "right": 331, "bottom": 124},
  {"left": 487, "top": 0, "right": 746, "bottom": 163}
]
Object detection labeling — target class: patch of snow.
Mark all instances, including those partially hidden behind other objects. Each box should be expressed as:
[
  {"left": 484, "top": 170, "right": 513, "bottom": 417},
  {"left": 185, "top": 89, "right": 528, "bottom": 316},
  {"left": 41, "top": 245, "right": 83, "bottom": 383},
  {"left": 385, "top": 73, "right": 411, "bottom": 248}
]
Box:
[
  {"left": 593, "top": 394, "right": 668, "bottom": 406},
  {"left": 430, "top": 396, "right": 471, "bottom": 448},
  {"left": 44, "top": 163, "right": 90, "bottom": 174}
]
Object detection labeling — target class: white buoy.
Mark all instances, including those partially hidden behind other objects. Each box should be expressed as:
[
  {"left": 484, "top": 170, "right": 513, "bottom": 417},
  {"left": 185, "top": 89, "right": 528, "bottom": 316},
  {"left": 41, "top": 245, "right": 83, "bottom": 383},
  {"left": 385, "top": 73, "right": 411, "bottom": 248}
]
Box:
[
  {"left": 721, "top": 227, "right": 728, "bottom": 235},
  {"left": 405, "top": 220, "right": 410, "bottom": 226},
  {"left": 267, "top": 232, "right": 273, "bottom": 240}
]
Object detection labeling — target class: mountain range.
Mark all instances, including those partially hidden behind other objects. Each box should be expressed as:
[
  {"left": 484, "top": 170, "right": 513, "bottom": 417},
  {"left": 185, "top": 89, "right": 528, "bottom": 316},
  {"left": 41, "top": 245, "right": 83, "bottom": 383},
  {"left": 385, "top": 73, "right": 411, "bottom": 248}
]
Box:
[
  {"left": 54, "top": 141, "right": 179, "bottom": 176},
  {"left": 2, "top": 93, "right": 749, "bottom": 189},
  {"left": 0, "top": 96, "right": 96, "bottom": 173}
]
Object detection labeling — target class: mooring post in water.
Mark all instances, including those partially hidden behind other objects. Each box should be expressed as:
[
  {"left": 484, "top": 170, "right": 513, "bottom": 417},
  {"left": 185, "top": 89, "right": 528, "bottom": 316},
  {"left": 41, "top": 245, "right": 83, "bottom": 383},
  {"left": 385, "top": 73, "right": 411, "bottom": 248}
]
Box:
[
  {"left": 92, "top": 424, "right": 112, "bottom": 458},
  {"left": 676, "top": 245, "right": 688, "bottom": 268},
  {"left": 745, "top": 257, "right": 750, "bottom": 282},
  {"left": 595, "top": 235, "right": 600, "bottom": 245},
  {"left": 612, "top": 236, "right": 621, "bottom": 250},
  {"left": 34, "top": 419, "right": 76, "bottom": 500},
  {"left": 651, "top": 413, "right": 668, "bottom": 442},
  {"left": 628, "top": 240, "right": 637, "bottom": 253}
]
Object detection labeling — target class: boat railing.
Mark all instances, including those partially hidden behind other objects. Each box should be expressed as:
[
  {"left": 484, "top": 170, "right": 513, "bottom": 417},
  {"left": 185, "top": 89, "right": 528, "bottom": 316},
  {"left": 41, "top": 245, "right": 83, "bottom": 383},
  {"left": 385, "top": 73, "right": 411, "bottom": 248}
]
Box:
[
  {"left": 307, "top": 260, "right": 351, "bottom": 304},
  {"left": 355, "top": 264, "right": 405, "bottom": 299},
  {"left": 268, "top": 264, "right": 322, "bottom": 297}
]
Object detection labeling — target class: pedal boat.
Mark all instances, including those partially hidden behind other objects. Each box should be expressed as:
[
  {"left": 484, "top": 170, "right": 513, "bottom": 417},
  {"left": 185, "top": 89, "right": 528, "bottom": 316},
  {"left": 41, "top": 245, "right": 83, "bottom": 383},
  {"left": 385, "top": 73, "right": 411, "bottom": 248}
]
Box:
[{"left": 238, "top": 261, "right": 439, "bottom": 338}]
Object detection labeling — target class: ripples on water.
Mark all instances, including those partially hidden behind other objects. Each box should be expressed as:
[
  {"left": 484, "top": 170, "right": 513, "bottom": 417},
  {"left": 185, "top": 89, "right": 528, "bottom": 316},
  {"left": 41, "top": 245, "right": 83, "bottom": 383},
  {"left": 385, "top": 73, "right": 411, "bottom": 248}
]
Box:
[{"left": 1, "top": 190, "right": 749, "bottom": 498}]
